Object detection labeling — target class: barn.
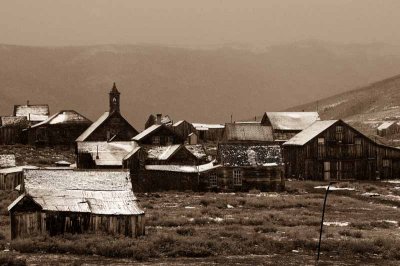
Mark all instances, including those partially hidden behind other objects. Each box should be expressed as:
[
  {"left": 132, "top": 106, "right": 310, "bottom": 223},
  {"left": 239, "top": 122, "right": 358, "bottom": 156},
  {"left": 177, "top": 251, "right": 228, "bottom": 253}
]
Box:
[
  {"left": 26, "top": 110, "right": 91, "bottom": 147},
  {"left": 261, "top": 112, "right": 320, "bottom": 142},
  {"left": 283, "top": 119, "right": 400, "bottom": 181},
  {"left": 8, "top": 169, "right": 145, "bottom": 239}
]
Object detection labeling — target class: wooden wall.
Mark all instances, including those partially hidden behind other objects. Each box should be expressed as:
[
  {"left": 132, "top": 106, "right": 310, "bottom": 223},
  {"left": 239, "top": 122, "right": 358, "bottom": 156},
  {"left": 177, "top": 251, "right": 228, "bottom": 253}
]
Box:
[
  {"left": 28, "top": 124, "right": 90, "bottom": 147},
  {"left": 0, "top": 127, "right": 24, "bottom": 145},
  {"left": 0, "top": 171, "right": 23, "bottom": 190}
]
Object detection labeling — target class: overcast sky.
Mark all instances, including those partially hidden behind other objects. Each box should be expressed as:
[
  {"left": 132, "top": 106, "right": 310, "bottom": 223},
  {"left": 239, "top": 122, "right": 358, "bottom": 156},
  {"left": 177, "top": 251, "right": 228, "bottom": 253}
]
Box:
[{"left": 1, "top": 0, "right": 400, "bottom": 47}]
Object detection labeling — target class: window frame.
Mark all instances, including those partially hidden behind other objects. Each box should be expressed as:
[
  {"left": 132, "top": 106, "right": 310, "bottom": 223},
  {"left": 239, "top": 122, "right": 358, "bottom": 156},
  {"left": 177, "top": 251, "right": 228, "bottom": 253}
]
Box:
[{"left": 232, "top": 169, "right": 242, "bottom": 186}]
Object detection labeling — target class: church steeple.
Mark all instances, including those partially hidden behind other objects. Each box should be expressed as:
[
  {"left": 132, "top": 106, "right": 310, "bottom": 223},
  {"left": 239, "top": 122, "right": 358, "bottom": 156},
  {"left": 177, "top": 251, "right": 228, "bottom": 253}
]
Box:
[{"left": 109, "top": 82, "right": 120, "bottom": 113}]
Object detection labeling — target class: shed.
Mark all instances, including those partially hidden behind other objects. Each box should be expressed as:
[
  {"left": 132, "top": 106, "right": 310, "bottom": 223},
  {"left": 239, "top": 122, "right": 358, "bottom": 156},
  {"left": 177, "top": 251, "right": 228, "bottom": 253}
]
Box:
[
  {"left": 0, "top": 116, "right": 29, "bottom": 144},
  {"left": 8, "top": 169, "right": 145, "bottom": 239},
  {"left": 215, "top": 143, "right": 284, "bottom": 191},
  {"left": 0, "top": 166, "right": 38, "bottom": 190}
]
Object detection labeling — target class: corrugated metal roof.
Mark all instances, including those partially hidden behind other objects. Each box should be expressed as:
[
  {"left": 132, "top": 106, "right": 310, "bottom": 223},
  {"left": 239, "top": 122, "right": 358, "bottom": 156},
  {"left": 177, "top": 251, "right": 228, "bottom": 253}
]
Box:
[
  {"left": 9, "top": 169, "right": 143, "bottom": 215},
  {"left": 77, "top": 141, "right": 137, "bottom": 166},
  {"left": 76, "top": 112, "right": 110, "bottom": 142},
  {"left": 218, "top": 143, "right": 282, "bottom": 167},
  {"left": 0, "top": 155, "right": 16, "bottom": 168},
  {"left": 224, "top": 123, "right": 273, "bottom": 142},
  {"left": 264, "top": 112, "right": 320, "bottom": 131},
  {"left": 31, "top": 110, "right": 91, "bottom": 128},
  {"left": 283, "top": 120, "right": 338, "bottom": 146},
  {"left": 132, "top": 124, "right": 161, "bottom": 141},
  {"left": 145, "top": 161, "right": 220, "bottom": 173},
  {"left": 0, "top": 116, "right": 28, "bottom": 127},
  {"left": 377, "top": 121, "right": 397, "bottom": 130},
  {"left": 14, "top": 104, "right": 50, "bottom": 122}
]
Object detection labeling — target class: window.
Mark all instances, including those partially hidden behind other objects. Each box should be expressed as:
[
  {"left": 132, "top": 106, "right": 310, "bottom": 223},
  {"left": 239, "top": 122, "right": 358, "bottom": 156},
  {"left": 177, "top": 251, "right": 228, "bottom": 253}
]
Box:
[
  {"left": 152, "top": 136, "right": 160, "bottom": 145},
  {"left": 233, "top": 169, "right": 242, "bottom": 186},
  {"left": 209, "top": 173, "right": 218, "bottom": 187},
  {"left": 166, "top": 136, "right": 174, "bottom": 145},
  {"left": 336, "top": 126, "right": 343, "bottom": 142},
  {"left": 383, "top": 159, "right": 390, "bottom": 167},
  {"left": 355, "top": 138, "right": 362, "bottom": 157},
  {"left": 318, "top": 138, "right": 325, "bottom": 158}
]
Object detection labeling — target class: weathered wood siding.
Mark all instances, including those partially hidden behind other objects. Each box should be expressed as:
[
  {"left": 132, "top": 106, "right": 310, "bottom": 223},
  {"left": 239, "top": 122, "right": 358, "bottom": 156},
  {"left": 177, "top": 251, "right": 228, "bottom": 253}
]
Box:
[
  {"left": 0, "top": 172, "right": 23, "bottom": 190},
  {"left": 0, "top": 127, "right": 24, "bottom": 145},
  {"left": 28, "top": 124, "right": 90, "bottom": 147}
]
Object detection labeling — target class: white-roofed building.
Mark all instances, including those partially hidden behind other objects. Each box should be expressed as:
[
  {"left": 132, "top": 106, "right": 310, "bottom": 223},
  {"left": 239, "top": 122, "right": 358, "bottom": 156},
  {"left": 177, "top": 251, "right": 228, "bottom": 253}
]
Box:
[
  {"left": 377, "top": 121, "right": 400, "bottom": 137},
  {"left": 8, "top": 169, "right": 145, "bottom": 239},
  {"left": 13, "top": 102, "right": 50, "bottom": 125}
]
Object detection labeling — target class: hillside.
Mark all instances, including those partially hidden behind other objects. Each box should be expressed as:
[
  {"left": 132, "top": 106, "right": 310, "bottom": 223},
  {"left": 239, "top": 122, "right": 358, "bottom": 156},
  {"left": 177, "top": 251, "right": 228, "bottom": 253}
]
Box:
[
  {"left": 2, "top": 41, "right": 400, "bottom": 129},
  {"left": 288, "top": 74, "right": 400, "bottom": 142}
]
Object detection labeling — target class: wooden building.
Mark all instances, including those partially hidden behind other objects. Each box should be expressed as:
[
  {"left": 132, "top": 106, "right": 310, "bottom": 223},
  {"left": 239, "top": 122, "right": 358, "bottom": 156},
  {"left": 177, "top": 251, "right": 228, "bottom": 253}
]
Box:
[
  {"left": 216, "top": 143, "right": 284, "bottom": 191},
  {"left": 76, "top": 83, "right": 139, "bottom": 168},
  {"left": 132, "top": 124, "right": 184, "bottom": 146},
  {"left": 192, "top": 123, "right": 225, "bottom": 143},
  {"left": 172, "top": 120, "right": 196, "bottom": 142},
  {"left": 8, "top": 169, "right": 145, "bottom": 239},
  {"left": 261, "top": 112, "right": 320, "bottom": 142},
  {"left": 26, "top": 110, "right": 91, "bottom": 147},
  {"left": 222, "top": 123, "right": 274, "bottom": 143},
  {"left": 0, "top": 116, "right": 28, "bottom": 145},
  {"left": 123, "top": 144, "right": 217, "bottom": 192},
  {"left": 283, "top": 120, "right": 400, "bottom": 181},
  {"left": 13, "top": 102, "right": 50, "bottom": 126},
  {"left": 0, "top": 166, "right": 38, "bottom": 190},
  {"left": 144, "top": 114, "right": 173, "bottom": 129},
  {"left": 377, "top": 121, "right": 400, "bottom": 137}
]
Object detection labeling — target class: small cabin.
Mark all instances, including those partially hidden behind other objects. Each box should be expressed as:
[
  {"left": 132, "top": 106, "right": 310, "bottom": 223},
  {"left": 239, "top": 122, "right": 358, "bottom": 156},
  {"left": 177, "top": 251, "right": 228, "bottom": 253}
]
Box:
[
  {"left": 377, "top": 121, "right": 400, "bottom": 137},
  {"left": 27, "top": 110, "right": 92, "bottom": 147},
  {"left": 8, "top": 169, "right": 145, "bottom": 239}
]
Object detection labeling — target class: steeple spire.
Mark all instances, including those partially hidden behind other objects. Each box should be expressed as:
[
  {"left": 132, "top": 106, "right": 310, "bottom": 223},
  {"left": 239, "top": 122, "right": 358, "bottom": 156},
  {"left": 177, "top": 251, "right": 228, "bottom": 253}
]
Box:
[{"left": 109, "top": 82, "right": 121, "bottom": 113}]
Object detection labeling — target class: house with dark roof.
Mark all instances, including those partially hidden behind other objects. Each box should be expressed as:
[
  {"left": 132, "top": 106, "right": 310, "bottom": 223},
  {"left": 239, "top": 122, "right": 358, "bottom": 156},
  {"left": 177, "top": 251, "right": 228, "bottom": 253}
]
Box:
[
  {"left": 283, "top": 120, "right": 400, "bottom": 180},
  {"left": 144, "top": 113, "right": 173, "bottom": 129},
  {"left": 123, "top": 143, "right": 215, "bottom": 192},
  {"left": 132, "top": 124, "right": 184, "bottom": 146},
  {"left": 261, "top": 112, "right": 320, "bottom": 142},
  {"left": 76, "top": 83, "right": 139, "bottom": 169},
  {"left": 26, "top": 110, "right": 92, "bottom": 147},
  {"left": 8, "top": 169, "right": 145, "bottom": 239},
  {"left": 0, "top": 116, "right": 28, "bottom": 144},
  {"left": 13, "top": 102, "right": 50, "bottom": 125}
]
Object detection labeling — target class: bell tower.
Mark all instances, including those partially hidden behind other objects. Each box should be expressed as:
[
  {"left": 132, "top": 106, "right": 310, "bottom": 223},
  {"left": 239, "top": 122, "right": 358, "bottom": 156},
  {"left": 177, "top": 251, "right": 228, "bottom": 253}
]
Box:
[{"left": 109, "top": 82, "right": 120, "bottom": 113}]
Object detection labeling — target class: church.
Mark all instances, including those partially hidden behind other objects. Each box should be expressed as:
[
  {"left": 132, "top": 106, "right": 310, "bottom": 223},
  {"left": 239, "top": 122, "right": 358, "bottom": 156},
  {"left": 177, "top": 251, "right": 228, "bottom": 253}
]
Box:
[{"left": 75, "top": 83, "right": 139, "bottom": 169}]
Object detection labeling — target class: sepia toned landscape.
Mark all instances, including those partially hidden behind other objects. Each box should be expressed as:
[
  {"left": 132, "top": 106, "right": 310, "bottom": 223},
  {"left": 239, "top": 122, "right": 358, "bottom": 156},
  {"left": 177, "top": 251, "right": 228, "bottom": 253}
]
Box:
[{"left": 2, "top": 1, "right": 400, "bottom": 265}]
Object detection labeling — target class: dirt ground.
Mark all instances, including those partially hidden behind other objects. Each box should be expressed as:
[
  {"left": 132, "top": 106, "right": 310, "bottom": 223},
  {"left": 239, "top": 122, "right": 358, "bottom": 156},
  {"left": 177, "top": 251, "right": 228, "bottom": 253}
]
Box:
[{"left": 2, "top": 180, "right": 400, "bottom": 265}]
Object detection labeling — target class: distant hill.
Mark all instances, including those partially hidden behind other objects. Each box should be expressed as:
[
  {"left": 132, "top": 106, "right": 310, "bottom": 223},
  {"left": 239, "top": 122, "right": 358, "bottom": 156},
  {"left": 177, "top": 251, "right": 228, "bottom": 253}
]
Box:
[
  {"left": 287, "top": 73, "right": 400, "bottom": 142},
  {"left": 2, "top": 41, "right": 400, "bottom": 129}
]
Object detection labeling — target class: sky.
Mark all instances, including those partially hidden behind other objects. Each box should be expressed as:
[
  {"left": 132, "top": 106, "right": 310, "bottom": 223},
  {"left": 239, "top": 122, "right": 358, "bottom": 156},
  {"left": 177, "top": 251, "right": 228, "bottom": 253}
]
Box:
[{"left": 1, "top": 0, "right": 400, "bottom": 47}]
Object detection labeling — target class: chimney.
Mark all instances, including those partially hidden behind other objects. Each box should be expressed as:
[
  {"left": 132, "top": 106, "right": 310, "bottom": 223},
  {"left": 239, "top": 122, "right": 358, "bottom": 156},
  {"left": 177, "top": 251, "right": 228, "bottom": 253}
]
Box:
[
  {"left": 27, "top": 100, "right": 30, "bottom": 106},
  {"left": 156, "top": 114, "right": 162, "bottom": 125}
]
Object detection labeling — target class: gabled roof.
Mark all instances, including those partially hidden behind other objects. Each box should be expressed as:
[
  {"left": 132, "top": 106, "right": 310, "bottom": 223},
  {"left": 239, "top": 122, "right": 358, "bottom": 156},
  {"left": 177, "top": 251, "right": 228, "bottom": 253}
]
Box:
[
  {"left": 173, "top": 120, "right": 185, "bottom": 127},
  {"left": 262, "top": 112, "right": 320, "bottom": 131},
  {"left": 31, "top": 110, "right": 91, "bottom": 128},
  {"left": 185, "top": 145, "right": 207, "bottom": 159},
  {"left": 145, "top": 145, "right": 182, "bottom": 160},
  {"left": 76, "top": 112, "right": 110, "bottom": 142},
  {"left": 0, "top": 155, "right": 16, "bottom": 168},
  {"left": 283, "top": 120, "right": 338, "bottom": 146},
  {"left": 0, "top": 116, "right": 28, "bottom": 127},
  {"left": 218, "top": 143, "right": 282, "bottom": 167},
  {"left": 123, "top": 147, "right": 142, "bottom": 161},
  {"left": 14, "top": 104, "right": 50, "bottom": 122},
  {"left": 223, "top": 123, "right": 273, "bottom": 142},
  {"left": 377, "top": 121, "right": 398, "bottom": 130},
  {"left": 132, "top": 124, "right": 162, "bottom": 141},
  {"left": 77, "top": 141, "right": 137, "bottom": 166},
  {"left": 8, "top": 169, "right": 144, "bottom": 215}
]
